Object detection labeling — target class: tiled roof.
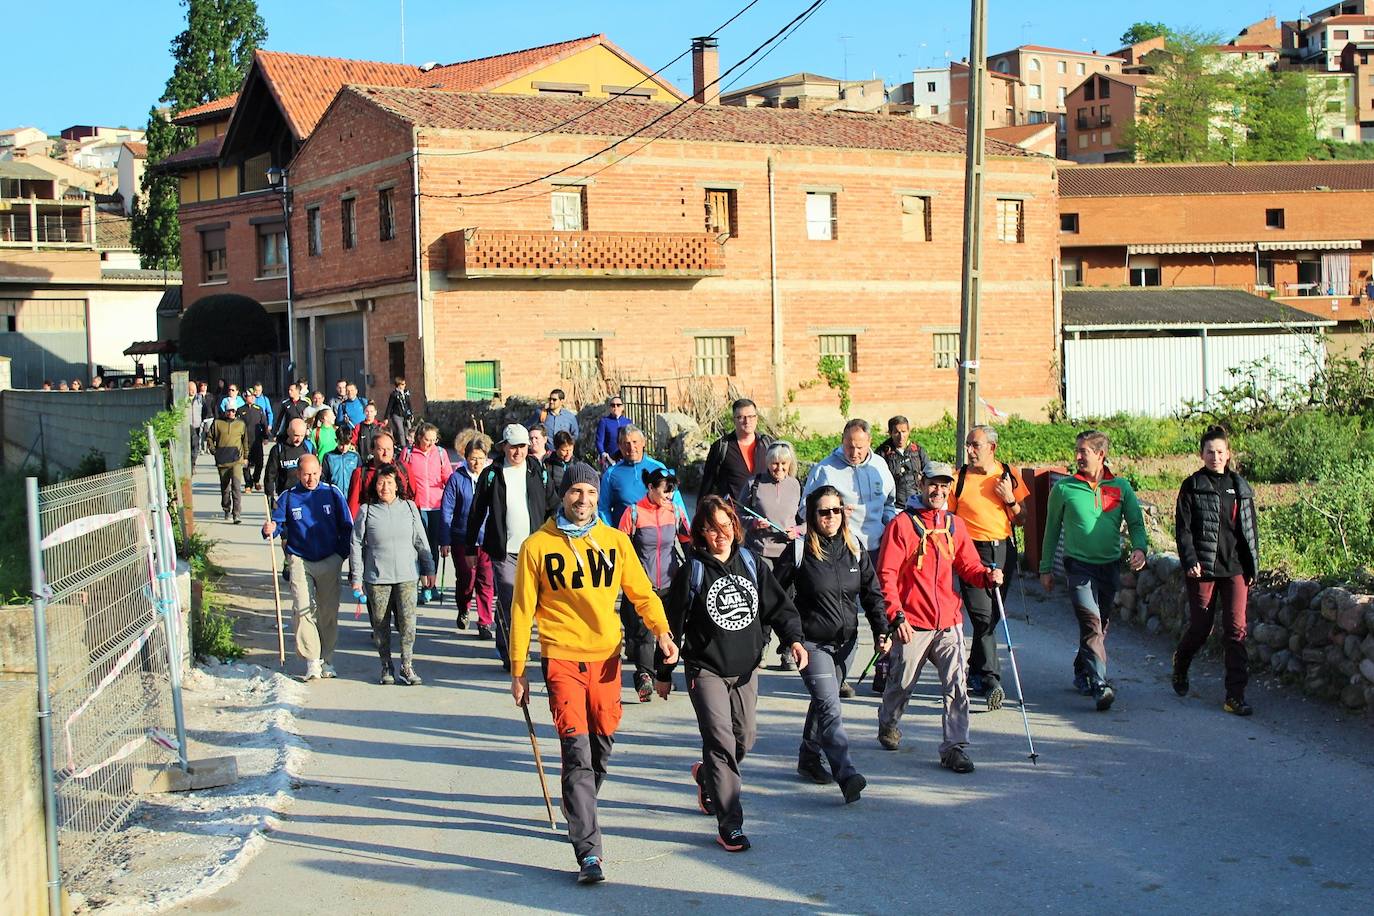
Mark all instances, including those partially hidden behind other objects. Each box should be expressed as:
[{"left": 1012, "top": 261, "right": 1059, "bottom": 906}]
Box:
[
  {"left": 174, "top": 93, "right": 239, "bottom": 123},
  {"left": 988, "top": 123, "right": 1055, "bottom": 144},
  {"left": 1313, "top": 15, "right": 1374, "bottom": 25},
  {"left": 1061, "top": 161, "right": 1374, "bottom": 197},
  {"left": 1001, "top": 45, "right": 1114, "bottom": 58},
  {"left": 418, "top": 34, "right": 607, "bottom": 91},
  {"left": 159, "top": 134, "right": 223, "bottom": 170},
  {"left": 95, "top": 215, "right": 133, "bottom": 250},
  {"left": 1217, "top": 44, "right": 1279, "bottom": 52},
  {"left": 103, "top": 268, "right": 182, "bottom": 283},
  {"left": 122, "top": 141, "right": 147, "bottom": 158},
  {"left": 345, "top": 86, "right": 1033, "bottom": 157},
  {"left": 1062, "top": 287, "right": 1335, "bottom": 329}
]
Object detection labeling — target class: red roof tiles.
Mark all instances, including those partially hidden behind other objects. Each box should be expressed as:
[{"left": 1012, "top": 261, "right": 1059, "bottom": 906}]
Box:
[
  {"left": 174, "top": 93, "right": 239, "bottom": 123},
  {"left": 1060, "top": 161, "right": 1374, "bottom": 197},
  {"left": 159, "top": 134, "right": 223, "bottom": 170}
]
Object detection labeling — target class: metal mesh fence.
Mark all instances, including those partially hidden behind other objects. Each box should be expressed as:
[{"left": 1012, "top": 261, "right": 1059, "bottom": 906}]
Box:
[{"left": 36, "top": 466, "right": 178, "bottom": 887}]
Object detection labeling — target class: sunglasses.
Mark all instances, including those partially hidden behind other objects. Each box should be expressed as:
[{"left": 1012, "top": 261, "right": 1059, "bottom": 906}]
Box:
[
  {"left": 610, "top": 402, "right": 623, "bottom": 407},
  {"left": 816, "top": 507, "right": 844, "bottom": 518}
]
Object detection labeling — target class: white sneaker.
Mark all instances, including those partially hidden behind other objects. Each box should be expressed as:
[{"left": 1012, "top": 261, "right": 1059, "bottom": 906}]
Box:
[
  {"left": 321, "top": 662, "right": 337, "bottom": 679},
  {"left": 303, "top": 660, "right": 323, "bottom": 681}
]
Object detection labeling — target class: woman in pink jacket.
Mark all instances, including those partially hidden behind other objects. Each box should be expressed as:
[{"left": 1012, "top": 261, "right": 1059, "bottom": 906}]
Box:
[{"left": 406, "top": 423, "right": 454, "bottom": 605}]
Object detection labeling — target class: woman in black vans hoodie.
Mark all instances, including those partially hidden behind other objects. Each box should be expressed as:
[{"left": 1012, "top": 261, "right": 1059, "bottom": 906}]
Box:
[
  {"left": 774, "top": 485, "right": 887, "bottom": 804},
  {"left": 657, "top": 495, "right": 806, "bottom": 854}
]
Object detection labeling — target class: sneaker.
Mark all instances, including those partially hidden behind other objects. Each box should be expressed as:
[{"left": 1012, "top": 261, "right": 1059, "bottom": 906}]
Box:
[
  {"left": 397, "top": 666, "right": 422, "bottom": 686},
  {"left": 320, "top": 662, "right": 337, "bottom": 679},
  {"left": 716, "top": 828, "right": 750, "bottom": 853},
  {"left": 777, "top": 653, "right": 797, "bottom": 671},
  {"left": 878, "top": 723, "right": 901, "bottom": 751},
  {"left": 1223, "top": 697, "right": 1253, "bottom": 717},
  {"left": 840, "top": 773, "right": 866, "bottom": 804},
  {"left": 1171, "top": 652, "right": 1189, "bottom": 697},
  {"left": 940, "top": 746, "right": 975, "bottom": 774},
  {"left": 477, "top": 625, "right": 493, "bottom": 641},
  {"left": 635, "top": 672, "right": 654, "bottom": 704},
  {"left": 456, "top": 612, "right": 469, "bottom": 632},
  {"left": 986, "top": 681, "right": 1005, "bottom": 711},
  {"left": 796, "top": 758, "right": 831, "bottom": 784},
  {"left": 303, "top": 660, "right": 322, "bottom": 681},
  {"left": 968, "top": 672, "right": 985, "bottom": 696},
  {"left": 379, "top": 666, "right": 395, "bottom": 685},
  {"left": 1095, "top": 683, "right": 1116, "bottom": 711},
  {"left": 838, "top": 682, "right": 856, "bottom": 699},
  {"left": 690, "top": 762, "right": 715, "bottom": 815},
  {"left": 577, "top": 855, "right": 605, "bottom": 884},
  {"left": 232, "top": 515, "right": 242, "bottom": 525},
  {"left": 1073, "top": 673, "right": 1092, "bottom": 695},
  {"left": 223, "top": 511, "right": 230, "bottom": 521}
]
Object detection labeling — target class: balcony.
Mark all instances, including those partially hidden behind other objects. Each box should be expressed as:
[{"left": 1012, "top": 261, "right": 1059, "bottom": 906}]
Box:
[
  {"left": 1075, "top": 116, "right": 1090, "bottom": 130},
  {"left": 0, "top": 198, "right": 92, "bottom": 248},
  {"left": 445, "top": 229, "right": 725, "bottom": 280},
  {"left": 1098, "top": 113, "right": 1113, "bottom": 128}
]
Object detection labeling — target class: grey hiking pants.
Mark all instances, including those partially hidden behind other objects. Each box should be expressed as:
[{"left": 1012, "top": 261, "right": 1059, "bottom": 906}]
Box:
[
  {"left": 687, "top": 667, "right": 758, "bottom": 835},
  {"left": 799, "top": 638, "right": 858, "bottom": 782},
  {"left": 878, "top": 626, "right": 970, "bottom": 757}
]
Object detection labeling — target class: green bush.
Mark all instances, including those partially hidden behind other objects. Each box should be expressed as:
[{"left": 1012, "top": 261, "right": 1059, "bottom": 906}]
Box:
[
  {"left": 1260, "top": 457, "right": 1374, "bottom": 578},
  {"left": 192, "top": 577, "right": 245, "bottom": 661},
  {"left": 1234, "top": 411, "right": 1374, "bottom": 483}
]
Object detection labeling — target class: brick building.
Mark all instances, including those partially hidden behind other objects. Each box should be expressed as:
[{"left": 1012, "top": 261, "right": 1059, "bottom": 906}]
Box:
[
  {"left": 987, "top": 45, "right": 1123, "bottom": 158},
  {"left": 1058, "top": 161, "right": 1374, "bottom": 353},
  {"left": 283, "top": 84, "right": 1059, "bottom": 428},
  {"left": 1063, "top": 72, "right": 1154, "bottom": 163}
]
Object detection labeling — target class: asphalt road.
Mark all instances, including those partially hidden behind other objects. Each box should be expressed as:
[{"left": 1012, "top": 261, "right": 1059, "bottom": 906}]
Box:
[{"left": 183, "top": 464, "right": 1374, "bottom": 915}]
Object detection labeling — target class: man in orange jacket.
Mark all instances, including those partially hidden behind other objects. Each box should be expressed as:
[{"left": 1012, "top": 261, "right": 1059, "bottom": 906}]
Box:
[
  {"left": 874, "top": 461, "right": 1003, "bottom": 774},
  {"left": 509, "top": 462, "right": 680, "bottom": 885}
]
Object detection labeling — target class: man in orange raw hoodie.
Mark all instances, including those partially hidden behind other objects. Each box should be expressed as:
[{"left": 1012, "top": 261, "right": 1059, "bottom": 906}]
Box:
[{"left": 509, "top": 463, "right": 679, "bottom": 885}]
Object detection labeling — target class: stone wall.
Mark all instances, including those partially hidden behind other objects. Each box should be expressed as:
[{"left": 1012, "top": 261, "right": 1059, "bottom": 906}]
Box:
[
  {"left": 0, "top": 386, "right": 167, "bottom": 475},
  {"left": 0, "top": 676, "right": 49, "bottom": 916},
  {"left": 1118, "top": 554, "right": 1374, "bottom": 714}
]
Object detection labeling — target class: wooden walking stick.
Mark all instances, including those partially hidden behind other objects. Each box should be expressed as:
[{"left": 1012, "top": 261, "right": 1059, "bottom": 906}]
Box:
[
  {"left": 263, "top": 491, "right": 286, "bottom": 665},
  {"left": 521, "top": 700, "right": 558, "bottom": 830}
]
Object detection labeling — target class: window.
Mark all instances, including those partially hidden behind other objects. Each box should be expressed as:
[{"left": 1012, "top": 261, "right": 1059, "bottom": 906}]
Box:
[
  {"left": 1130, "top": 258, "right": 1161, "bottom": 286},
  {"left": 1078, "top": 133, "right": 1089, "bottom": 149},
  {"left": 378, "top": 188, "right": 395, "bottom": 241},
  {"left": 900, "top": 194, "right": 932, "bottom": 242},
  {"left": 558, "top": 338, "right": 602, "bottom": 379},
  {"left": 1060, "top": 212, "right": 1079, "bottom": 233},
  {"left": 464, "top": 360, "right": 500, "bottom": 400},
  {"left": 1102, "top": 131, "right": 1112, "bottom": 146},
  {"left": 257, "top": 224, "right": 285, "bottom": 278},
  {"left": 1334, "top": 126, "right": 1347, "bottom": 139},
  {"left": 1057, "top": 60, "right": 1067, "bottom": 74},
  {"left": 201, "top": 228, "right": 227, "bottom": 282},
  {"left": 1058, "top": 86, "right": 1068, "bottom": 105},
  {"left": 341, "top": 197, "right": 356, "bottom": 250},
  {"left": 805, "top": 191, "right": 837, "bottom": 240},
  {"left": 996, "top": 59, "right": 1010, "bottom": 73},
  {"left": 1335, "top": 29, "right": 1350, "bottom": 39},
  {"left": 1029, "top": 84, "right": 1043, "bottom": 100},
  {"left": 694, "top": 335, "right": 735, "bottom": 376},
  {"left": 1327, "top": 99, "right": 1344, "bottom": 112},
  {"left": 1266, "top": 208, "right": 1285, "bottom": 229},
  {"left": 1085, "top": 81, "right": 1095, "bottom": 101},
  {"left": 1327, "top": 77, "right": 1340, "bottom": 90},
  {"left": 930, "top": 104, "right": 940, "bottom": 115},
  {"left": 705, "top": 188, "right": 737, "bottom": 238},
  {"left": 995, "top": 199, "right": 1024, "bottom": 243},
  {"left": 388, "top": 340, "right": 405, "bottom": 381},
  {"left": 1100, "top": 79, "right": 1111, "bottom": 99},
  {"left": 1029, "top": 57, "right": 1041, "bottom": 71},
  {"left": 1076, "top": 62, "right": 1086, "bottom": 75},
  {"left": 1061, "top": 258, "right": 1083, "bottom": 288},
  {"left": 926, "top": 81, "right": 937, "bottom": 92},
  {"left": 307, "top": 206, "right": 322, "bottom": 256},
  {"left": 1365, "top": 29, "right": 1374, "bottom": 39},
  {"left": 551, "top": 186, "right": 585, "bottom": 231},
  {"left": 818, "top": 334, "right": 857, "bottom": 372},
  {"left": 932, "top": 332, "right": 959, "bottom": 370}
]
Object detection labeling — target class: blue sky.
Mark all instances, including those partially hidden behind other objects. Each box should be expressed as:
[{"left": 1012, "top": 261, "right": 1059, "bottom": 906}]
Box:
[{"left": 6, "top": 0, "right": 1285, "bottom": 133}]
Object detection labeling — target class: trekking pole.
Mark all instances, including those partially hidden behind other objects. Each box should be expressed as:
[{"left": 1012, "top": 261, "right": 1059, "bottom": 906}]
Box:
[
  {"left": 851, "top": 650, "right": 880, "bottom": 687},
  {"left": 262, "top": 492, "right": 286, "bottom": 666},
  {"left": 731, "top": 499, "right": 789, "bottom": 535},
  {"left": 990, "top": 564, "right": 1038, "bottom": 765},
  {"left": 521, "top": 699, "right": 559, "bottom": 830}
]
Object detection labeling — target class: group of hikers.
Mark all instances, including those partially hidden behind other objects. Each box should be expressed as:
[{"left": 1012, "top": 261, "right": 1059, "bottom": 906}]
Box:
[{"left": 214, "top": 384, "right": 1259, "bottom": 884}]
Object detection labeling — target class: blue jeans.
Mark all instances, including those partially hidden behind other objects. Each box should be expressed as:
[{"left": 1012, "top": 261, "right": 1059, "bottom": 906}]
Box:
[
  {"left": 1065, "top": 556, "right": 1119, "bottom": 688},
  {"left": 798, "top": 638, "right": 858, "bottom": 782}
]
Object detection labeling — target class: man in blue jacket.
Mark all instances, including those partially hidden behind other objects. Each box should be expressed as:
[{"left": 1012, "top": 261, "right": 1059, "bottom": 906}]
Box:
[
  {"left": 262, "top": 454, "right": 353, "bottom": 681},
  {"left": 599, "top": 425, "right": 687, "bottom": 525}
]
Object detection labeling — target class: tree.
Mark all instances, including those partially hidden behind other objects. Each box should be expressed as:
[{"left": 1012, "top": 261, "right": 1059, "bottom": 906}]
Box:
[
  {"left": 1125, "top": 30, "right": 1233, "bottom": 163},
  {"left": 131, "top": 0, "right": 267, "bottom": 270},
  {"left": 1236, "top": 70, "right": 1321, "bottom": 161},
  {"left": 178, "top": 294, "right": 277, "bottom": 364},
  {"left": 1119, "top": 21, "right": 1170, "bottom": 47}
]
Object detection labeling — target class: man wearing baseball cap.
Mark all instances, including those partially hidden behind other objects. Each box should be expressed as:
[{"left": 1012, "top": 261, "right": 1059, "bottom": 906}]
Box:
[
  {"left": 467, "top": 424, "right": 557, "bottom": 669},
  {"left": 510, "top": 462, "right": 679, "bottom": 884},
  {"left": 874, "top": 460, "right": 1003, "bottom": 773}
]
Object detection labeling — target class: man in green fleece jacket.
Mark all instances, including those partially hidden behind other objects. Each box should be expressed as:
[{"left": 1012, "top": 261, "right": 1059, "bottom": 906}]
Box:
[{"left": 1039, "top": 430, "right": 1148, "bottom": 711}]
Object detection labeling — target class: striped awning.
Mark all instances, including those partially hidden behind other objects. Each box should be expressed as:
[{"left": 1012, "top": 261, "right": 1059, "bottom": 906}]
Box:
[
  {"left": 1256, "top": 239, "right": 1361, "bottom": 251},
  {"left": 1127, "top": 241, "right": 1255, "bottom": 255}
]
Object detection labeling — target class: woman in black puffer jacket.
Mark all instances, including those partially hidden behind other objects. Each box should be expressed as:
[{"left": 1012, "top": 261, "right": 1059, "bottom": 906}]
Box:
[
  {"left": 1172, "top": 425, "right": 1260, "bottom": 716},
  {"left": 774, "top": 485, "right": 887, "bottom": 803}
]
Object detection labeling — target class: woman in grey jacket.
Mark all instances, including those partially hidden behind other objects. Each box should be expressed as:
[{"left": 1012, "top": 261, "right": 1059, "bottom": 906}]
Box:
[{"left": 350, "top": 465, "right": 436, "bottom": 685}]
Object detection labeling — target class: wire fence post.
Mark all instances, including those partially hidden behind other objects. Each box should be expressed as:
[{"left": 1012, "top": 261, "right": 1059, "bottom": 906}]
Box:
[
  {"left": 147, "top": 426, "right": 190, "bottom": 773},
  {"left": 26, "top": 476, "right": 64, "bottom": 916}
]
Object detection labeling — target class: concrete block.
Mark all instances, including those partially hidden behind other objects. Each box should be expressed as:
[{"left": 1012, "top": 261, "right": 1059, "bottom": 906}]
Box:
[
  {"left": 133, "top": 755, "right": 239, "bottom": 794},
  {"left": 0, "top": 677, "right": 49, "bottom": 916}
]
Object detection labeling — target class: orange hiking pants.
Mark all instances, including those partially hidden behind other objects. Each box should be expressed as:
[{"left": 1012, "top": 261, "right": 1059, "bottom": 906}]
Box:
[{"left": 543, "top": 656, "right": 623, "bottom": 863}]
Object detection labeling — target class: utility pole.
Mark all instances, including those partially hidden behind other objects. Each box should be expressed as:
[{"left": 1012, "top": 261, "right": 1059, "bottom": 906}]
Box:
[{"left": 956, "top": 0, "right": 988, "bottom": 452}]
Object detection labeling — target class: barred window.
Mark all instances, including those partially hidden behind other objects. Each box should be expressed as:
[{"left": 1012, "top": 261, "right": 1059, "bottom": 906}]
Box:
[
  {"left": 818, "top": 334, "right": 857, "bottom": 372},
  {"left": 551, "top": 186, "right": 586, "bottom": 231},
  {"left": 933, "top": 332, "right": 959, "bottom": 370},
  {"left": 307, "top": 207, "right": 322, "bottom": 256},
  {"left": 694, "top": 335, "right": 735, "bottom": 377},
  {"left": 995, "top": 198, "right": 1024, "bottom": 243},
  {"left": 341, "top": 197, "right": 357, "bottom": 250},
  {"left": 378, "top": 188, "right": 396, "bottom": 241},
  {"left": 558, "top": 337, "right": 602, "bottom": 379},
  {"left": 805, "top": 191, "right": 837, "bottom": 240}
]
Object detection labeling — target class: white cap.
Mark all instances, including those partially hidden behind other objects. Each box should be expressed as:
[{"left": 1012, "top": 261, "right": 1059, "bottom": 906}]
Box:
[{"left": 502, "top": 424, "right": 530, "bottom": 446}]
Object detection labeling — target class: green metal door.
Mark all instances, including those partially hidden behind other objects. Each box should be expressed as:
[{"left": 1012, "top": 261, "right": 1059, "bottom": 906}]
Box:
[{"left": 465, "top": 360, "right": 499, "bottom": 400}]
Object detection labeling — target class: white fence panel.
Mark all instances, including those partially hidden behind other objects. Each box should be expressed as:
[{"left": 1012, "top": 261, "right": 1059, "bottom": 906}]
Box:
[
  {"left": 1065, "top": 336, "right": 1204, "bottom": 418},
  {"left": 1204, "top": 331, "right": 1325, "bottom": 397}
]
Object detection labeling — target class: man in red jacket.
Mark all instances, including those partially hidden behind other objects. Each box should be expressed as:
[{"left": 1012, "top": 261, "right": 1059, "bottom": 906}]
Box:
[{"left": 874, "top": 461, "right": 1002, "bottom": 774}]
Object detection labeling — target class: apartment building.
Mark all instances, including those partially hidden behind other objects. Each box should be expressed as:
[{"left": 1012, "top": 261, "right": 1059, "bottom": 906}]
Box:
[
  {"left": 719, "top": 72, "right": 888, "bottom": 112},
  {"left": 1299, "top": 11, "right": 1374, "bottom": 70},
  {"left": 948, "top": 62, "right": 1026, "bottom": 130},
  {"left": 987, "top": 45, "right": 1122, "bottom": 157},
  {"left": 281, "top": 66, "right": 1058, "bottom": 427},
  {"left": 1063, "top": 72, "right": 1153, "bottom": 163}
]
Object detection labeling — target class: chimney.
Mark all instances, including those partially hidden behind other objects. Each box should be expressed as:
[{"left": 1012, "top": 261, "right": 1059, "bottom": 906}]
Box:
[{"left": 692, "top": 36, "right": 720, "bottom": 105}]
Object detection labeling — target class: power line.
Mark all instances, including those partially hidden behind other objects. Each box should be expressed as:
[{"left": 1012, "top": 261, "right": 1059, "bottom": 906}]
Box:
[{"left": 448, "top": 0, "right": 829, "bottom": 201}]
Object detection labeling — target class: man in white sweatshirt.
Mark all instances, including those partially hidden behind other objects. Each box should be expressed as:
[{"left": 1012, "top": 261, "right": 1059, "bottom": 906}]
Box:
[{"left": 801, "top": 418, "right": 897, "bottom": 559}]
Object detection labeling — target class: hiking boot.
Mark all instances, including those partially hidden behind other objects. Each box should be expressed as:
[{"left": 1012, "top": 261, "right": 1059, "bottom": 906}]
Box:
[
  {"left": 986, "top": 681, "right": 1005, "bottom": 711},
  {"left": 1171, "top": 651, "right": 1190, "bottom": 697},
  {"left": 716, "top": 828, "right": 750, "bottom": 853},
  {"left": 1223, "top": 697, "right": 1253, "bottom": 717},
  {"left": 1095, "top": 683, "right": 1116, "bottom": 711},
  {"left": 303, "top": 659, "right": 322, "bottom": 681},
  {"left": 456, "top": 611, "right": 468, "bottom": 632},
  {"left": 797, "top": 758, "right": 831, "bottom": 784},
  {"left": 477, "top": 625, "right": 493, "bottom": 641},
  {"left": 840, "top": 773, "right": 866, "bottom": 804},
  {"left": 320, "top": 662, "right": 337, "bottom": 679},
  {"left": 577, "top": 855, "right": 605, "bottom": 884},
  {"left": 397, "top": 666, "right": 422, "bottom": 686},
  {"left": 838, "top": 682, "right": 856, "bottom": 699},
  {"left": 635, "top": 672, "right": 654, "bottom": 704},
  {"left": 232, "top": 515, "right": 241, "bottom": 525},
  {"left": 968, "top": 672, "right": 985, "bottom": 696},
  {"left": 691, "top": 762, "right": 715, "bottom": 815},
  {"left": 379, "top": 665, "right": 395, "bottom": 685},
  {"left": 878, "top": 723, "right": 901, "bottom": 751},
  {"left": 777, "top": 653, "right": 797, "bottom": 672},
  {"left": 1073, "top": 673, "right": 1092, "bottom": 695},
  {"left": 941, "top": 746, "right": 975, "bottom": 774}
]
